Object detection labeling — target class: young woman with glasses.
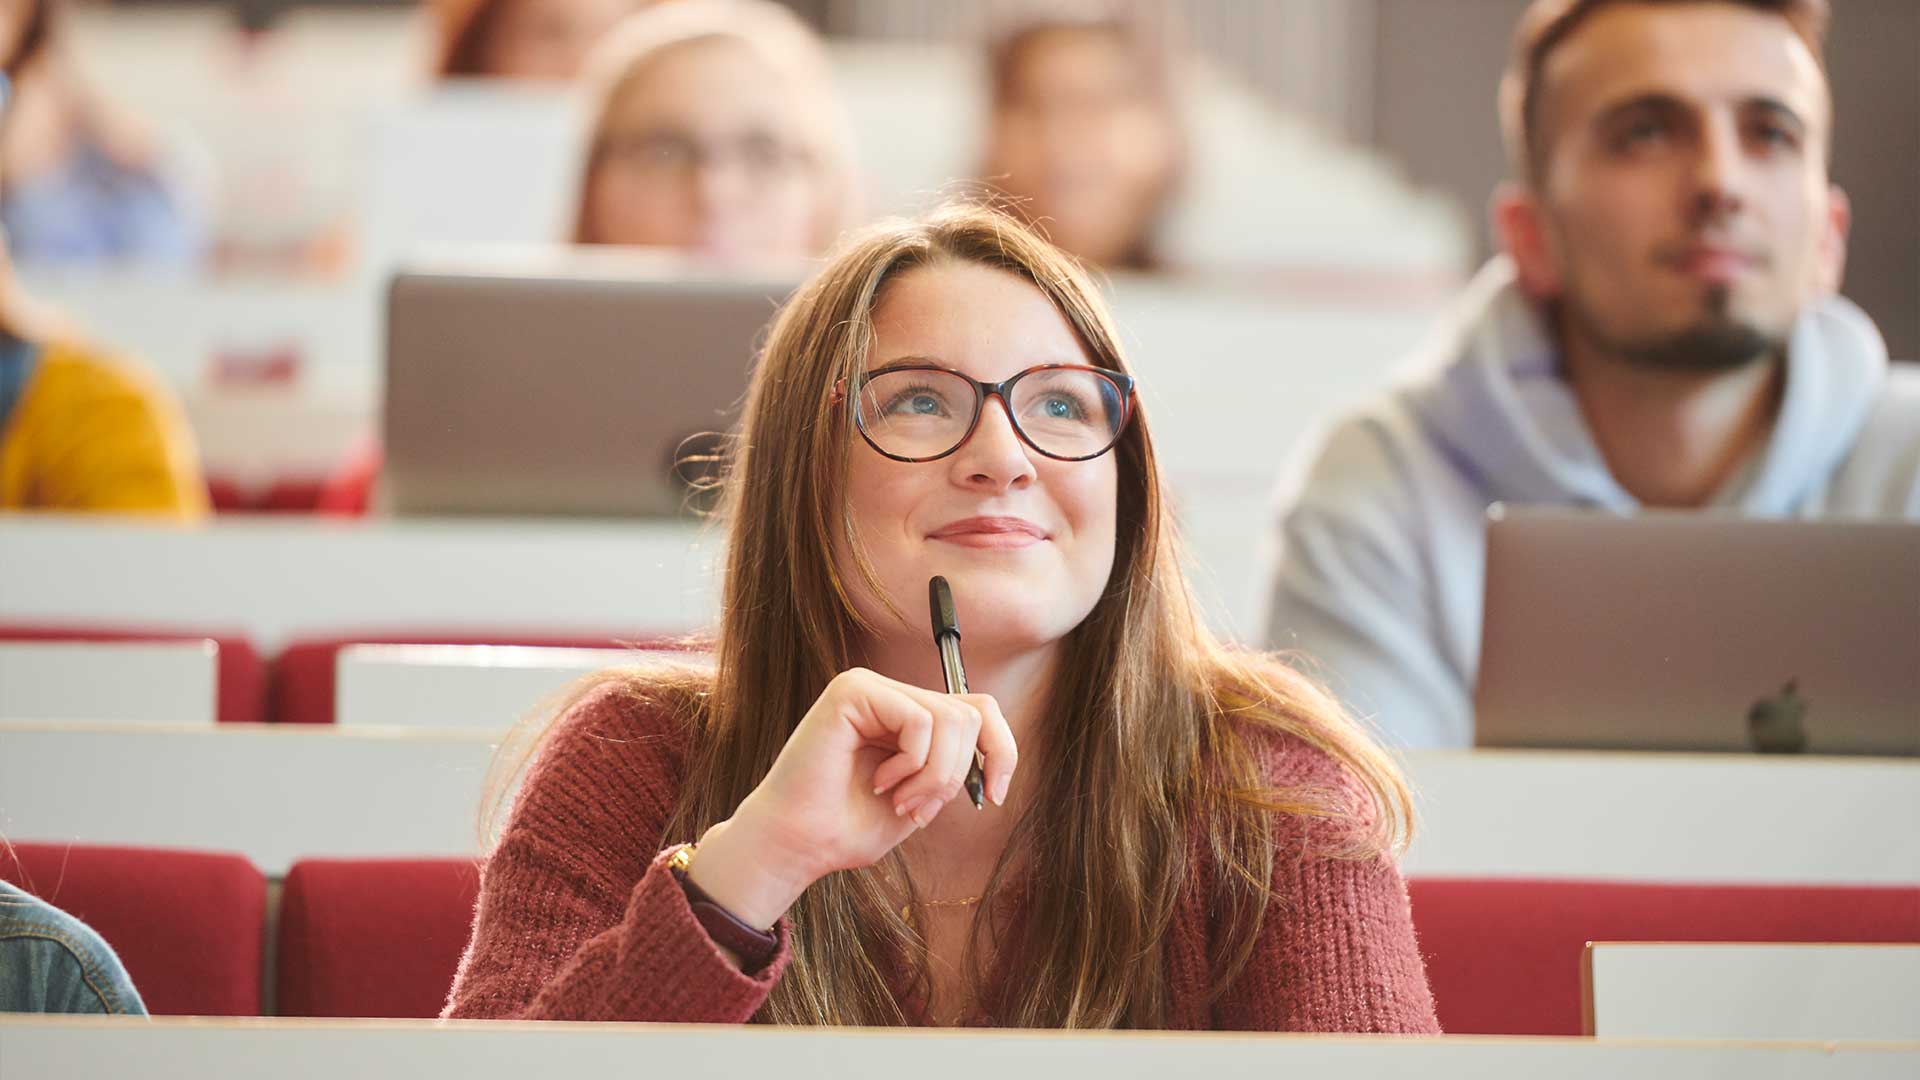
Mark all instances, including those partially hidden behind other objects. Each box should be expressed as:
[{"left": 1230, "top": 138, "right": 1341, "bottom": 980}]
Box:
[
  {"left": 569, "top": 0, "right": 857, "bottom": 261},
  {"left": 444, "top": 204, "right": 1438, "bottom": 1031}
]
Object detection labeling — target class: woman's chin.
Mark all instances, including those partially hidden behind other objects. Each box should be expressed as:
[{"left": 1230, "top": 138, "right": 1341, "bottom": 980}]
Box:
[{"left": 932, "top": 582, "right": 1087, "bottom": 654}]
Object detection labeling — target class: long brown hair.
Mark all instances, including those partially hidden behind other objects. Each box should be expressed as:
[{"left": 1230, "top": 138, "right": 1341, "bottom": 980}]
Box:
[{"left": 492, "top": 203, "right": 1411, "bottom": 1028}]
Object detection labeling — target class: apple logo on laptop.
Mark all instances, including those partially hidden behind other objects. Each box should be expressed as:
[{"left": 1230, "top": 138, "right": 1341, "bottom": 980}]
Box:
[{"left": 1747, "top": 679, "right": 1808, "bottom": 754}]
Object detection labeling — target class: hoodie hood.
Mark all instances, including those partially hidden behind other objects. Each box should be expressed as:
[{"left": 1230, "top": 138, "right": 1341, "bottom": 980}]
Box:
[{"left": 1398, "top": 257, "right": 1891, "bottom": 514}]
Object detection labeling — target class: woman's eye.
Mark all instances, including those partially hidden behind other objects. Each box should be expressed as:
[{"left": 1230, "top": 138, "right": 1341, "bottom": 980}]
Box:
[
  {"left": 882, "top": 388, "right": 949, "bottom": 417},
  {"left": 1032, "top": 393, "right": 1086, "bottom": 421}
]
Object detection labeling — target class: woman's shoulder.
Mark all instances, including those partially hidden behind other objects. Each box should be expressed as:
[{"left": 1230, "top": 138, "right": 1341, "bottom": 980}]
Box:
[
  {"left": 1230, "top": 720, "right": 1374, "bottom": 821},
  {"left": 1207, "top": 656, "right": 1403, "bottom": 854},
  {"left": 513, "top": 661, "right": 714, "bottom": 823},
  {"left": 539, "top": 661, "right": 711, "bottom": 761},
  {"left": 28, "top": 340, "right": 164, "bottom": 404}
]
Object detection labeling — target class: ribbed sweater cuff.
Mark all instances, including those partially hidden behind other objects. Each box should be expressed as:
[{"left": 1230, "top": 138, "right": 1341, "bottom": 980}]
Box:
[{"left": 611, "top": 847, "right": 793, "bottom": 1022}]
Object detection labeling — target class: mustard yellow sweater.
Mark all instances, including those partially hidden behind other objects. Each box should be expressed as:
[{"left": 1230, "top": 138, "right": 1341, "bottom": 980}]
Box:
[{"left": 0, "top": 340, "right": 208, "bottom": 518}]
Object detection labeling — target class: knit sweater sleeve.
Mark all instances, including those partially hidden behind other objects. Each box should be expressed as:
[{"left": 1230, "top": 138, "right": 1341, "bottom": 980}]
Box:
[
  {"left": 1212, "top": 729, "right": 1440, "bottom": 1034},
  {"left": 442, "top": 681, "right": 791, "bottom": 1022}
]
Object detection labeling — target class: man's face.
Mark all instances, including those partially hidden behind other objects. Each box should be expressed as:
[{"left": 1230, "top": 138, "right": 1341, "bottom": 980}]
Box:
[{"left": 1516, "top": 2, "right": 1843, "bottom": 372}]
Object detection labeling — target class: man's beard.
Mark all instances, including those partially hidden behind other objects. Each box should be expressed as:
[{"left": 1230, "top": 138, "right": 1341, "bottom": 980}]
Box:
[{"left": 1561, "top": 283, "right": 1783, "bottom": 374}]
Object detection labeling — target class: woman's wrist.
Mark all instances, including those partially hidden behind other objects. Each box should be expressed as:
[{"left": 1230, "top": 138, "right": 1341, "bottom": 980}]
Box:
[{"left": 682, "top": 809, "right": 820, "bottom": 930}]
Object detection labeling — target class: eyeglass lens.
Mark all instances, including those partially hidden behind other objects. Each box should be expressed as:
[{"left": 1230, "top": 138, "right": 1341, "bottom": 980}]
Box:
[{"left": 855, "top": 368, "right": 1126, "bottom": 461}]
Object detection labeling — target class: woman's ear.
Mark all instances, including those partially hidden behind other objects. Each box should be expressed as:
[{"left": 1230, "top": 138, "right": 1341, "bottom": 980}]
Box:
[
  {"left": 1490, "top": 182, "right": 1562, "bottom": 301},
  {"left": 1816, "top": 183, "right": 1851, "bottom": 296}
]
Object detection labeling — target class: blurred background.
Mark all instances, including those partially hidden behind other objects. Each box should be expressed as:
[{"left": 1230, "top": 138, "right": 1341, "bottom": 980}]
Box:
[
  {"left": 45, "top": 0, "right": 1915, "bottom": 330},
  {"left": 7, "top": 0, "right": 1914, "bottom": 544}
]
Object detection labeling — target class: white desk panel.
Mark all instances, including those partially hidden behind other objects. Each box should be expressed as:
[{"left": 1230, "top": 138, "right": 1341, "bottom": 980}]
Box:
[
  {"left": 0, "top": 517, "right": 723, "bottom": 652},
  {"left": 0, "top": 499, "right": 1275, "bottom": 647},
  {"left": 1587, "top": 944, "right": 1920, "bottom": 1041},
  {"left": 335, "top": 643, "right": 700, "bottom": 729},
  {"left": 0, "top": 723, "right": 498, "bottom": 875},
  {"left": 1, "top": 1019, "right": 1915, "bottom": 1080},
  {"left": 2, "top": 723, "right": 1913, "bottom": 885},
  {"left": 1400, "top": 750, "right": 1920, "bottom": 885},
  {"left": 0, "top": 640, "right": 218, "bottom": 726}
]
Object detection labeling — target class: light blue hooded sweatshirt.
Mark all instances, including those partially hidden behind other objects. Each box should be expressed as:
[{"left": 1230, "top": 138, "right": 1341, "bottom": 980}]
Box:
[{"left": 1259, "top": 257, "right": 1920, "bottom": 749}]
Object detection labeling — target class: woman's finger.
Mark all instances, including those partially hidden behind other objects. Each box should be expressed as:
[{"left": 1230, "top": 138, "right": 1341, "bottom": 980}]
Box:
[
  {"left": 889, "top": 698, "right": 980, "bottom": 819},
  {"left": 844, "top": 679, "right": 935, "bottom": 770},
  {"left": 962, "top": 693, "right": 1018, "bottom": 807},
  {"left": 869, "top": 747, "right": 923, "bottom": 795}
]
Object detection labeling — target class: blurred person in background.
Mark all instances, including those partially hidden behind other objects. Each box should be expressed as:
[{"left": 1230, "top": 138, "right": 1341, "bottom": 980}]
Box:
[
  {"left": 0, "top": 0, "right": 207, "bottom": 266},
  {"left": 978, "top": 2, "right": 1186, "bottom": 272},
  {"left": 1259, "top": 0, "right": 1919, "bottom": 749},
  {"left": 321, "top": 0, "right": 857, "bottom": 514},
  {"left": 0, "top": 5, "right": 208, "bottom": 518},
  {"left": 570, "top": 0, "right": 857, "bottom": 260},
  {"left": 435, "top": 0, "right": 641, "bottom": 82}
]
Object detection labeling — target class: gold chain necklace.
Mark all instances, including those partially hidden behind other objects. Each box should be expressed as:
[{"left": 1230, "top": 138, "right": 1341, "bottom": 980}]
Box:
[{"left": 901, "top": 895, "right": 981, "bottom": 927}]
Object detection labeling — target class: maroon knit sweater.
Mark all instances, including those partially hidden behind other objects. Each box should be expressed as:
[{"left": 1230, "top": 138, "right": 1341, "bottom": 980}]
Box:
[{"left": 443, "top": 683, "right": 1440, "bottom": 1031}]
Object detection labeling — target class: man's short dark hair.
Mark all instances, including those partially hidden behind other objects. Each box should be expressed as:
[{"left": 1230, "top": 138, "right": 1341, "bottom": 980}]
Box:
[{"left": 1498, "top": 0, "right": 1831, "bottom": 183}]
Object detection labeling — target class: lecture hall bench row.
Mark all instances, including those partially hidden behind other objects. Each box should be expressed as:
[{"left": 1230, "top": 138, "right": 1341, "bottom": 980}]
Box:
[
  {"left": 0, "top": 624, "right": 679, "bottom": 726},
  {"left": 2, "top": 841, "right": 1915, "bottom": 1037}
]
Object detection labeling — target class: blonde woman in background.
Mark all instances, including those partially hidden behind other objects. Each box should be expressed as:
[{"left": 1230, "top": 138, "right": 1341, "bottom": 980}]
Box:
[
  {"left": 321, "top": 0, "right": 854, "bottom": 513},
  {"left": 443, "top": 205, "right": 1437, "bottom": 1030},
  {"left": 570, "top": 0, "right": 858, "bottom": 261}
]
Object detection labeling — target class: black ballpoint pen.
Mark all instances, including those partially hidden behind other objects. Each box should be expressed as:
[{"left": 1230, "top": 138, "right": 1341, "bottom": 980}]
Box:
[{"left": 929, "top": 576, "right": 987, "bottom": 809}]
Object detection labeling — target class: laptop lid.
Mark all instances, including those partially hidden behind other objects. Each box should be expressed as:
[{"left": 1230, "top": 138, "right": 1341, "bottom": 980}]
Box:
[
  {"left": 1474, "top": 507, "right": 1920, "bottom": 756},
  {"left": 384, "top": 251, "right": 800, "bottom": 518}
]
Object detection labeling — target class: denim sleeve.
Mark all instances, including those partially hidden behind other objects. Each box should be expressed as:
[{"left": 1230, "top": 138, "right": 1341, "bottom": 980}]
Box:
[{"left": 0, "top": 920, "right": 149, "bottom": 1016}]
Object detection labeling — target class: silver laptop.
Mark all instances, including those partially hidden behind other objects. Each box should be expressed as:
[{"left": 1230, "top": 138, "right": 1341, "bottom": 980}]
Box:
[
  {"left": 1474, "top": 507, "right": 1919, "bottom": 756},
  {"left": 384, "top": 252, "right": 800, "bottom": 517}
]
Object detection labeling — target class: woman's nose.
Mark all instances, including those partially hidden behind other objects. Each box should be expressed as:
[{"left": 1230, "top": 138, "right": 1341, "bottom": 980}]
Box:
[{"left": 949, "top": 394, "right": 1037, "bottom": 490}]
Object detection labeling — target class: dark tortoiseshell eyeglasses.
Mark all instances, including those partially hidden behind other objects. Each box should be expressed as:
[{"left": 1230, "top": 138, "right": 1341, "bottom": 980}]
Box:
[{"left": 830, "top": 363, "right": 1137, "bottom": 463}]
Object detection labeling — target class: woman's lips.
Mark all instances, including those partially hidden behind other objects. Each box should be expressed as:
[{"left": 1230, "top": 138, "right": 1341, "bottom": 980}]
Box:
[{"left": 928, "top": 517, "right": 1049, "bottom": 549}]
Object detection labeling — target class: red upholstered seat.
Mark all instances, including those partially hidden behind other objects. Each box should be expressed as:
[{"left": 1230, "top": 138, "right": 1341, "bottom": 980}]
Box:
[
  {"left": 0, "top": 842, "right": 267, "bottom": 1016},
  {"left": 269, "top": 631, "right": 692, "bottom": 725},
  {"left": 277, "top": 858, "right": 482, "bottom": 1018},
  {"left": 1409, "top": 878, "right": 1920, "bottom": 1036},
  {"left": 0, "top": 623, "right": 268, "bottom": 726}
]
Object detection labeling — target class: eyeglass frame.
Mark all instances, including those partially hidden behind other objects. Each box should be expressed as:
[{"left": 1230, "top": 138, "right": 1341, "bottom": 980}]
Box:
[
  {"left": 594, "top": 128, "right": 815, "bottom": 187},
  {"left": 829, "top": 362, "right": 1139, "bottom": 464}
]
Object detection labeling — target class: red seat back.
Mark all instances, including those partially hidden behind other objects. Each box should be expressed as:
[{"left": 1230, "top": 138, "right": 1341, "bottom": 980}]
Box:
[
  {"left": 0, "top": 623, "right": 267, "bottom": 726},
  {"left": 269, "top": 631, "right": 691, "bottom": 725},
  {"left": 276, "top": 857, "right": 482, "bottom": 1018},
  {"left": 1409, "top": 878, "right": 1920, "bottom": 1035},
  {"left": 0, "top": 842, "right": 266, "bottom": 1015}
]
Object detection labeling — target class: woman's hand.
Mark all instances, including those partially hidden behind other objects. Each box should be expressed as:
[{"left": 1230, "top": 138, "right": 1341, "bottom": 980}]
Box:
[{"left": 682, "top": 668, "right": 1017, "bottom": 931}]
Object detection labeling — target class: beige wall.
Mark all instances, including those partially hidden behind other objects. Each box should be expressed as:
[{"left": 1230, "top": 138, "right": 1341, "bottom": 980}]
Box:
[{"left": 1370, "top": 0, "right": 1919, "bottom": 360}]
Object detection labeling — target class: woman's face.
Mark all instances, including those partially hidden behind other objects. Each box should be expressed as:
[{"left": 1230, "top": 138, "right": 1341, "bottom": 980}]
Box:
[
  {"left": 583, "top": 36, "right": 822, "bottom": 260},
  {"left": 840, "top": 261, "right": 1121, "bottom": 663},
  {"left": 481, "top": 0, "right": 633, "bottom": 82},
  {"left": 987, "top": 27, "right": 1179, "bottom": 267}
]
